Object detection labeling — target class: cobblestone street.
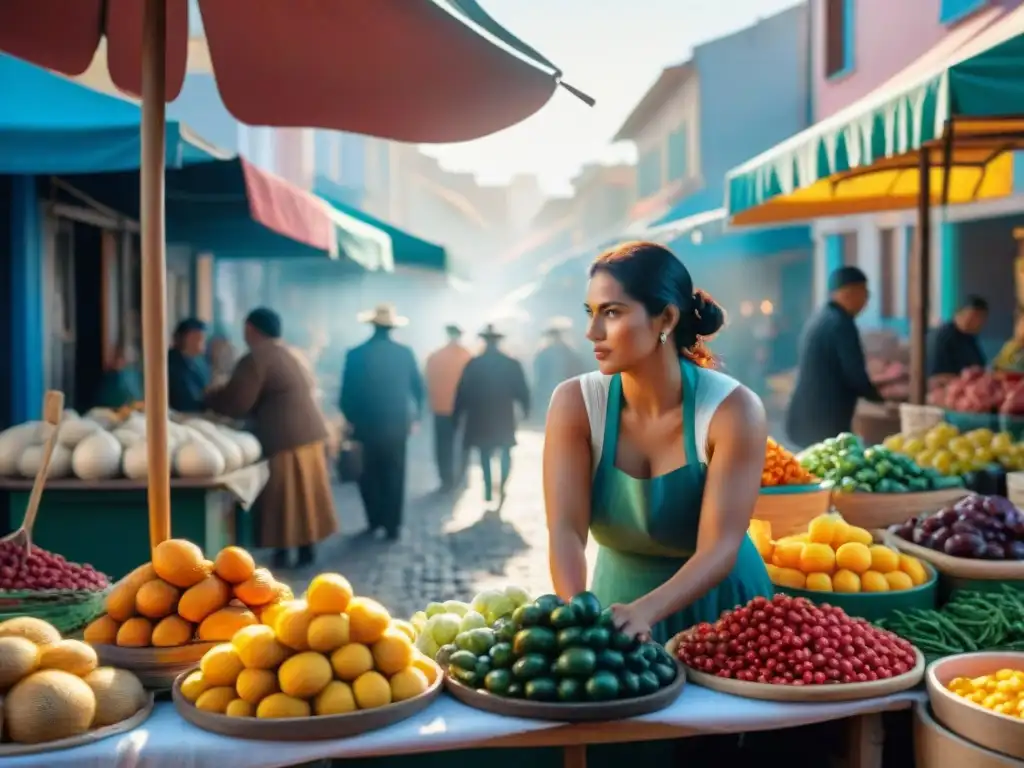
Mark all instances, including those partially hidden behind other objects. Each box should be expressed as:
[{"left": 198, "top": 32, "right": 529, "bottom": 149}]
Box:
[{"left": 276, "top": 427, "right": 583, "bottom": 620}]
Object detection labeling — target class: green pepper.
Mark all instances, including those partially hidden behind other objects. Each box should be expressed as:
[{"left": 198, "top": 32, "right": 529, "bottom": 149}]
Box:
[
  {"left": 874, "top": 459, "right": 893, "bottom": 478},
  {"left": 854, "top": 468, "right": 878, "bottom": 485},
  {"left": 839, "top": 476, "right": 858, "bottom": 492}
]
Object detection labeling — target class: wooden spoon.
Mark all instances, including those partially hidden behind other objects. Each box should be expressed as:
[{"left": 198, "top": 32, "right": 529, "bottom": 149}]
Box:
[{"left": 0, "top": 391, "right": 65, "bottom": 555}]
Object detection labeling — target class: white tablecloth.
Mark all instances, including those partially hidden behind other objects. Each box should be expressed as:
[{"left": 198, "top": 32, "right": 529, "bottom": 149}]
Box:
[{"left": 4, "top": 687, "right": 926, "bottom": 768}]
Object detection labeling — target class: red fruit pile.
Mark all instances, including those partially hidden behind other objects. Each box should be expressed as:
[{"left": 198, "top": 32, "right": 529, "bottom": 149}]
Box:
[
  {"left": 675, "top": 594, "right": 917, "bottom": 685},
  {"left": 0, "top": 540, "right": 109, "bottom": 592}
]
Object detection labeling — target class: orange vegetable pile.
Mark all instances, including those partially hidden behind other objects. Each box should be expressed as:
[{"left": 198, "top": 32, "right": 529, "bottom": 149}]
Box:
[{"left": 762, "top": 438, "right": 818, "bottom": 487}]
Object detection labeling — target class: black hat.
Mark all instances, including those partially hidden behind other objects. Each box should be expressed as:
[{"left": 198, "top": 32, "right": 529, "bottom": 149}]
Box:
[
  {"left": 445, "top": 324, "right": 463, "bottom": 336},
  {"left": 174, "top": 318, "right": 206, "bottom": 337},
  {"left": 246, "top": 307, "right": 283, "bottom": 339},
  {"left": 479, "top": 323, "right": 505, "bottom": 340},
  {"left": 829, "top": 266, "right": 868, "bottom": 292}
]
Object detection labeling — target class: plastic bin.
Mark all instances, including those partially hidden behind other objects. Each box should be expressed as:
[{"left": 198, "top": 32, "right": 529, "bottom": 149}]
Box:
[{"left": 944, "top": 410, "right": 999, "bottom": 433}]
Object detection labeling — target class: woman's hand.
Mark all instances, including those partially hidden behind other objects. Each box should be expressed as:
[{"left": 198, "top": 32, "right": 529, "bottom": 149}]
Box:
[{"left": 609, "top": 602, "right": 654, "bottom": 642}]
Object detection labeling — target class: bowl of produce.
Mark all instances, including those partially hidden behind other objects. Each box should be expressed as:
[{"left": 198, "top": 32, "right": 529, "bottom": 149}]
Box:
[
  {"left": 0, "top": 540, "right": 110, "bottom": 634},
  {"left": 752, "top": 439, "right": 831, "bottom": 538},
  {"left": 878, "top": 586, "right": 1024, "bottom": 662},
  {"left": 669, "top": 594, "right": 924, "bottom": 702},
  {"left": 926, "top": 652, "right": 1024, "bottom": 760},
  {"left": 752, "top": 513, "right": 938, "bottom": 622},
  {"left": 886, "top": 494, "right": 1024, "bottom": 580},
  {"left": 172, "top": 571, "right": 443, "bottom": 739},
  {"left": 440, "top": 591, "right": 684, "bottom": 721},
  {"left": 0, "top": 616, "right": 154, "bottom": 757},
  {"left": 85, "top": 540, "right": 294, "bottom": 689},
  {"left": 928, "top": 368, "right": 1005, "bottom": 427},
  {"left": 883, "top": 422, "right": 1024, "bottom": 477}
]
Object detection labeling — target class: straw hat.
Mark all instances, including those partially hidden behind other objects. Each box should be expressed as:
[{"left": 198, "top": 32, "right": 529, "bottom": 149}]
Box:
[
  {"left": 357, "top": 303, "right": 408, "bottom": 328},
  {"left": 479, "top": 323, "right": 505, "bottom": 340}
]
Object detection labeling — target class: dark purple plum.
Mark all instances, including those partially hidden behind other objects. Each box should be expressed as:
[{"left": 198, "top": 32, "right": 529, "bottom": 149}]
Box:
[
  {"left": 951, "top": 521, "right": 980, "bottom": 536},
  {"left": 927, "top": 527, "right": 953, "bottom": 550},
  {"left": 955, "top": 496, "right": 984, "bottom": 513},
  {"left": 982, "top": 543, "right": 1007, "bottom": 559},
  {"left": 944, "top": 533, "right": 987, "bottom": 558},
  {"left": 920, "top": 516, "right": 944, "bottom": 534},
  {"left": 982, "top": 495, "right": 1016, "bottom": 518},
  {"left": 1006, "top": 541, "right": 1024, "bottom": 560},
  {"left": 895, "top": 521, "right": 916, "bottom": 540},
  {"left": 936, "top": 509, "right": 960, "bottom": 528},
  {"left": 912, "top": 527, "right": 932, "bottom": 545},
  {"left": 959, "top": 510, "right": 991, "bottom": 527}
]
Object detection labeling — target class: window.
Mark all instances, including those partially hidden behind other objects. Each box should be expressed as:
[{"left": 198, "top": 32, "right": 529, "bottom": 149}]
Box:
[
  {"left": 637, "top": 148, "right": 663, "bottom": 198},
  {"left": 879, "top": 227, "right": 901, "bottom": 318},
  {"left": 939, "top": 0, "right": 987, "bottom": 25},
  {"left": 841, "top": 231, "right": 858, "bottom": 265},
  {"left": 823, "top": 0, "right": 854, "bottom": 79},
  {"left": 667, "top": 125, "right": 688, "bottom": 181}
]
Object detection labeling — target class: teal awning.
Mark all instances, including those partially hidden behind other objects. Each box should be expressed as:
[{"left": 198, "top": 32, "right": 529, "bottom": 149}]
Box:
[
  {"left": 725, "top": 6, "right": 1024, "bottom": 226},
  {"left": 315, "top": 180, "right": 446, "bottom": 271}
]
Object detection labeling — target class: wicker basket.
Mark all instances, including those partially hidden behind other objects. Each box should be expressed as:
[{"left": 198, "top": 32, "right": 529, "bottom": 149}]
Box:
[
  {"left": 830, "top": 488, "right": 969, "bottom": 530},
  {"left": 899, "top": 404, "right": 945, "bottom": 437},
  {"left": 752, "top": 485, "right": 831, "bottom": 539},
  {"left": 0, "top": 588, "right": 108, "bottom": 634}
]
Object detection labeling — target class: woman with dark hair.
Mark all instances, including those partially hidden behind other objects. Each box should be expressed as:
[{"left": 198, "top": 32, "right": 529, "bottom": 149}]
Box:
[{"left": 544, "top": 241, "right": 772, "bottom": 642}]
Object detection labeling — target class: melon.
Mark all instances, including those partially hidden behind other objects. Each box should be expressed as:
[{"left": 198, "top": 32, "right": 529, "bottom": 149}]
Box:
[
  {"left": 111, "top": 427, "right": 141, "bottom": 449},
  {"left": 104, "top": 562, "right": 157, "bottom": 621},
  {"left": 56, "top": 418, "right": 102, "bottom": 449},
  {"left": 83, "top": 615, "right": 120, "bottom": 645},
  {"left": 188, "top": 421, "right": 244, "bottom": 472},
  {"left": 151, "top": 615, "right": 194, "bottom": 647},
  {"left": 135, "top": 579, "right": 180, "bottom": 619},
  {"left": 0, "top": 422, "right": 43, "bottom": 476},
  {"left": 38, "top": 640, "right": 98, "bottom": 677},
  {"left": 0, "top": 617, "right": 61, "bottom": 647},
  {"left": 233, "top": 568, "right": 276, "bottom": 606},
  {"left": 83, "top": 407, "right": 120, "bottom": 430},
  {"left": 5, "top": 670, "right": 97, "bottom": 744},
  {"left": 0, "top": 636, "right": 40, "bottom": 689},
  {"left": 115, "top": 617, "right": 153, "bottom": 647},
  {"left": 71, "top": 429, "right": 123, "bottom": 480},
  {"left": 152, "top": 539, "right": 209, "bottom": 588},
  {"left": 178, "top": 575, "right": 231, "bottom": 623},
  {"left": 173, "top": 438, "right": 226, "bottom": 478},
  {"left": 198, "top": 606, "right": 259, "bottom": 641},
  {"left": 82, "top": 667, "right": 146, "bottom": 727},
  {"left": 17, "top": 443, "right": 73, "bottom": 479}
]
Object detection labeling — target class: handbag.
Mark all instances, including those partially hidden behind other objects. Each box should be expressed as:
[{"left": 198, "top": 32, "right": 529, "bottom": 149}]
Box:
[{"left": 336, "top": 439, "right": 363, "bottom": 484}]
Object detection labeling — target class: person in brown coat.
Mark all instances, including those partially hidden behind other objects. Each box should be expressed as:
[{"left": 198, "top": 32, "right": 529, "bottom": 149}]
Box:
[{"left": 206, "top": 307, "right": 338, "bottom": 570}]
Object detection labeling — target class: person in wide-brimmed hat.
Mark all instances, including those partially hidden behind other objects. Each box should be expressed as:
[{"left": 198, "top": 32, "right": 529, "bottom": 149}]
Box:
[
  {"left": 205, "top": 307, "right": 338, "bottom": 570},
  {"left": 533, "top": 316, "right": 586, "bottom": 422},
  {"left": 340, "top": 303, "right": 424, "bottom": 540},
  {"left": 454, "top": 322, "right": 530, "bottom": 507},
  {"left": 424, "top": 323, "right": 472, "bottom": 492}
]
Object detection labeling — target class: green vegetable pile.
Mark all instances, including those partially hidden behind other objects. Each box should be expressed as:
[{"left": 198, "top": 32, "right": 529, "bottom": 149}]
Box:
[
  {"left": 877, "top": 586, "right": 1024, "bottom": 660},
  {"left": 440, "top": 591, "right": 678, "bottom": 703},
  {"left": 799, "top": 432, "right": 963, "bottom": 493}
]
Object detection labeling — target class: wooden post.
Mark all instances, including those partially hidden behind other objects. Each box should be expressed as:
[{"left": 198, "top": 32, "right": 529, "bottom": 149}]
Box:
[
  {"left": 141, "top": 0, "right": 172, "bottom": 548},
  {"left": 909, "top": 151, "right": 932, "bottom": 405},
  {"left": 1012, "top": 229, "right": 1024, "bottom": 318}
]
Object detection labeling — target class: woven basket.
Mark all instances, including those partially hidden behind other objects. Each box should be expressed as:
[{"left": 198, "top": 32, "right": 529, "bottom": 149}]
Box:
[
  {"left": 1008, "top": 471, "right": 1024, "bottom": 510},
  {"left": 0, "top": 588, "right": 108, "bottom": 635},
  {"left": 830, "top": 488, "right": 970, "bottom": 530},
  {"left": 899, "top": 404, "right": 944, "bottom": 437}
]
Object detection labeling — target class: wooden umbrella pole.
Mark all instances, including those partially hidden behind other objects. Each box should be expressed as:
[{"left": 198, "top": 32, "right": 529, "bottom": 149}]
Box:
[{"left": 140, "top": 0, "right": 172, "bottom": 548}]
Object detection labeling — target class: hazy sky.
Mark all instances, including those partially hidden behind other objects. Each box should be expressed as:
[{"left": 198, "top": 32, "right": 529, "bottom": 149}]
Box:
[{"left": 423, "top": 0, "right": 803, "bottom": 194}]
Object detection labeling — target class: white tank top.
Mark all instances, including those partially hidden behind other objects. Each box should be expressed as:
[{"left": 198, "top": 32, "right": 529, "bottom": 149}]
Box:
[{"left": 578, "top": 367, "right": 740, "bottom": 476}]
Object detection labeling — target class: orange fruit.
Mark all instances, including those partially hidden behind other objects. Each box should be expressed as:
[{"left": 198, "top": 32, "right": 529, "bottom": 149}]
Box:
[
  {"left": 804, "top": 573, "right": 833, "bottom": 592},
  {"left": 899, "top": 555, "right": 929, "bottom": 586},
  {"left": 772, "top": 567, "right": 806, "bottom": 589},
  {"left": 798, "top": 543, "right": 836, "bottom": 575},
  {"left": 861, "top": 571, "right": 889, "bottom": 593},
  {"left": 832, "top": 569, "right": 861, "bottom": 593},
  {"left": 835, "top": 542, "right": 872, "bottom": 574},
  {"left": 347, "top": 598, "right": 391, "bottom": 644},
  {"left": 884, "top": 571, "right": 914, "bottom": 591},
  {"left": 868, "top": 545, "right": 900, "bottom": 574}
]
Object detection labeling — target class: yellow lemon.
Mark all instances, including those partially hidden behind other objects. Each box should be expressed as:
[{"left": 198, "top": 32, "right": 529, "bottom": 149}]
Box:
[
  {"left": 830, "top": 518, "right": 852, "bottom": 548},
  {"left": 772, "top": 567, "right": 805, "bottom": 589},
  {"left": 278, "top": 651, "right": 333, "bottom": 699},
  {"left": 306, "top": 573, "right": 354, "bottom": 615},
  {"left": 256, "top": 693, "right": 311, "bottom": 719},
  {"left": 390, "top": 667, "right": 429, "bottom": 702},
  {"left": 314, "top": 680, "right": 357, "bottom": 715},
  {"left": 410, "top": 652, "right": 439, "bottom": 685},
  {"left": 898, "top": 555, "right": 929, "bottom": 586},
  {"left": 771, "top": 541, "right": 803, "bottom": 569},
  {"left": 835, "top": 542, "right": 872, "bottom": 574},
  {"left": 225, "top": 698, "right": 255, "bottom": 717},
  {"left": 233, "top": 624, "right": 290, "bottom": 670},
  {"left": 832, "top": 569, "right": 861, "bottom": 593},
  {"left": 798, "top": 543, "right": 836, "bottom": 575},
  {"left": 180, "top": 670, "right": 210, "bottom": 702},
  {"left": 331, "top": 643, "right": 374, "bottom": 681},
  {"left": 804, "top": 573, "right": 833, "bottom": 592},
  {"left": 372, "top": 628, "right": 415, "bottom": 676},
  {"left": 195, "top": 686, "right": 236, "bottom": 713},
  {"left": 390, "top": 620, "right": 417, "bottom": 643},
  {"left": 236, "top": 667, "right": 279, "bottom": 705},
  {"left": 868, "top": 545, "right": 900, "bottom": 574},
  {"left": 307, "top": 614, "right": 350, "bottom": 653},
  {"left": 353, "top": 671, "right": 392, "bottom": 710},
  {"left": 347, "top": 598, "right": 391, "bottom": 645},
  {"left": 861, "top": 571, "right": 889, "bottom": 593},
  {"left": 200, "top": 643, "right": 245, "bottom": 687},
  {"left": 807, "top": 515, "right": 838, "bottom": 544},
  {"left": 884, "top": 571, "right": 914, "bottom": 591},
  {"left": 274, "top": 601, "right": 316, "bottom": 651}
]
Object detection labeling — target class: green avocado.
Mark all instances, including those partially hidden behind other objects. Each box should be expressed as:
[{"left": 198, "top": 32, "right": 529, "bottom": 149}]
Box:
[
  {"left": 524, "top": 677, "right": 558, "bottom": 701},
  {"left": 553, "top": 647, "right": 597, "bottom": 678},
  {"left": 549, "top": 604, "right": 580, "bottom": 630},
  {"left": 511, "top": 653, "right": 549, "bottom": 681},
  {"left": 557, "top": 627, "right": 587, "bottom": 650},
  {"left": 513, "top": 627, "right": 557, "bottom": 657},
  {"left": 581, "top": 626, "right": 610, "bottom": 650},
  {"left": 488, "top": 642, "right": 514, "bottom": 668},
  {"left": 557, "top": 677, "right": 583, "bottom": 702},
  {"left": 584, "top": 670, "right": 621, "bottom": 701},
  {"left": 484, "top": 669, "right": 512, "bottom": 695},
  {"left": 512, "top": 604, "right": 543, "bottom": 629},
  {"left": 569, "top": 591, "right": 603, "bottom": 625},
  {"left": 448, "top": 650, "right": 478, "bottom": 671}
]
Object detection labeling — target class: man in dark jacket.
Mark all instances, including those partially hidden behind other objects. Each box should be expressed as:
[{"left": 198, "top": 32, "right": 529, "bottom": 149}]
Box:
[
  {"left": 786, "top": 267, "right": 885, "bottom": 447},
  {"left": 455, "top": 324, "right": 530, "bottom": 506},
  {"left": 168, "top": 318, "right": 210, "bottom": 413},
  {"left": 341, "top": 304, "right": 424, "bottom": 540},
  {"left": 927, "top": 295, "right": 988, "bottom": 379}
]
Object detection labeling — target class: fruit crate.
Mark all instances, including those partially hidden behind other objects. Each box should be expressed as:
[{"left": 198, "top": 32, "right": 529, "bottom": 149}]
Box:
[
  {"left": 774, "top": 563, "right": 939, "bottom": 623},
  {"left": 943, "top": 410, "right": 999, "bottom": 433},
  {"left": 0, "top": 587, "right": 108, "bottom": 634}
]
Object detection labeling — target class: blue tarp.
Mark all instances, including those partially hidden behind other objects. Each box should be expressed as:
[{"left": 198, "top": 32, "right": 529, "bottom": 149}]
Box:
[{"left": 0, "top": 54, "right": 217, "bottom": 174}]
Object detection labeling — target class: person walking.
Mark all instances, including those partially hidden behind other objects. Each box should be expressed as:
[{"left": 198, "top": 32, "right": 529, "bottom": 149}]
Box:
[
  {"left": 454, "top": 323, "right": 530, "bottom": 506},
  {"left": 424, "top": 324, "right": 472, "bottom": 492},
  {"left": 205, "top": 308, "right": 337, "bottom": 570},
  {"left": 340, "top": 304, "right": 425, "bottom": 541},
  {"left": 533, "top": 317, "right": 586, "bottom": 419}
]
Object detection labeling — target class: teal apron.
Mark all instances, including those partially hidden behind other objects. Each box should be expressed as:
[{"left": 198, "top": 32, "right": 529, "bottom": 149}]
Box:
[{"left": 590, "top": 360, "right": 772, "bottom": 643}]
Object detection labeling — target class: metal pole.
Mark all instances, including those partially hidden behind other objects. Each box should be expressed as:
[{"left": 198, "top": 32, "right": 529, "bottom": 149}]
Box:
[
  {"left": 141, "top": 0, "right": 172, "bottom": 548},
  {"left": 910, "top": 151, "right": 932, "bottom": 406}
]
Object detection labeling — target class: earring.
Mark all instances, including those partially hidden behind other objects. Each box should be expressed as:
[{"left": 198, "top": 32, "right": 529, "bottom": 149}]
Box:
[{"left": 659, "top": 332, "right": 667, "bottom": 344}]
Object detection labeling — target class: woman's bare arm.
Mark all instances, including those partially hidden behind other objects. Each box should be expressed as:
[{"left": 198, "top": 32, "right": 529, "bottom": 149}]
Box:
[
  {"left": 543, "top": 380, "right": 593, "bottom": 600},
  {"left": 627, "top": 386, "right": 767, "bottom": 630}
]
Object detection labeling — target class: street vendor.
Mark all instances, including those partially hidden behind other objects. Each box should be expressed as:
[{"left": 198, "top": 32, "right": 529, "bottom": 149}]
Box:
[
  {"left": 785, "top": 266, "right": 886, "bottom": 447},
  {"left": 167, "top": 318, "right": 210, "bottom": 413},
  {"left": 543, "top": 241, "right": 772, "bottom": 643},
  {"left": 205, "top": 307, "right": 337, "bottom": 570},
  {"left": 927, "top": 295, "right": 988, "bottom": 379}
]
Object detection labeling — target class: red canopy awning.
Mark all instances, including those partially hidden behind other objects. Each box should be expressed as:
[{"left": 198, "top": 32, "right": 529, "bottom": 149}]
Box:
[{"left": 0, "top": 0, "right": 581, "bottom": 142}]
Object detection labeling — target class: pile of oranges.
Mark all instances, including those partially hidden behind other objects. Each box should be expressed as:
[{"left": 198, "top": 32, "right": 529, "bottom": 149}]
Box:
[
  {"left": 761, "top": 438, "right": 818, "bottom": 487},
  {"left": 749, "top": 514, "right": 930, "bottom": 593}
]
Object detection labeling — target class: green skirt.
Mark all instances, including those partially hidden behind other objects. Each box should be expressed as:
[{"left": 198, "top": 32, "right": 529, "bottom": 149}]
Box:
[{"left": 590, "top": 535, "right": 774, "bottom": 644}]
